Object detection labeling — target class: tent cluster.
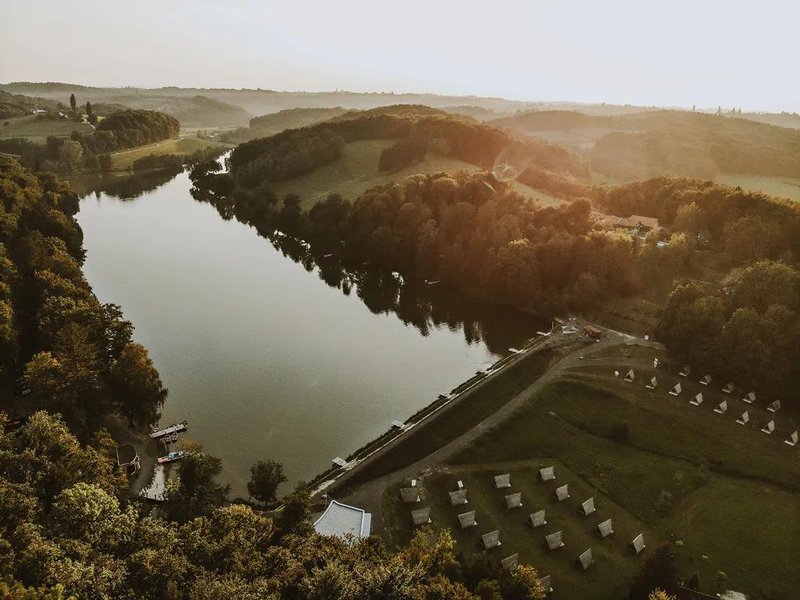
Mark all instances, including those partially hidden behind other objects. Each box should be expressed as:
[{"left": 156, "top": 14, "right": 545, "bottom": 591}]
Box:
[
  {"left": 400, "top": 482, "right": 432, "bottom": 527},
  {"left": 640, "top": 362, "right": 798, "bottom": 448}
]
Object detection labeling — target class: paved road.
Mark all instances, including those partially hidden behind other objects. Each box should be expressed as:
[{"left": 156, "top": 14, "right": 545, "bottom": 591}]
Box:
[{"left": 335, "top": 328, "right": 661, "bottom": 537}]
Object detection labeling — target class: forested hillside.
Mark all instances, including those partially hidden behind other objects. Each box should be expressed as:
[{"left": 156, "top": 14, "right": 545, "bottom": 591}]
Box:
[
  {"left": 223, "top": 105, "right": 590, "bottom": 200},
  {"left": 0, "top": 158, "right": 167, "bottom": 435}
]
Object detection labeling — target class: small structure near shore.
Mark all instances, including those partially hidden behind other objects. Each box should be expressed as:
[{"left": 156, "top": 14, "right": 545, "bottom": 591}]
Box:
[
  {"left": 505, "top": 492, "right": 523, "bottom": 510},
  {"left": 501, "top": 554, "right": 519, "bottom": 571},
  {"left": 529, "top": 509, "right": 547, "bottom": 528},
  {"left": 149, "top": 421, "right": 188, "bottom": 440},
  {"left": 411, "top": 508, "right": 432, "bottom": 526},
  {"left": 538, "top": 466, "right": 555, "bottom": 481},
  {"left": 553, "top": 484, "right": 570, "bottom": 502},
  {"left": 545, "top": 531, "right": 565, "bottom": 550},
  {"left": 314, "top": 500, "right": 372, "bottom": 539},
  {"left": 580, "top": 497, "right": 596, "bottom": 516},
  {"left": 578, "top": 548, "right": 594, "bottom": 570},
  {"left": 458, "top": 510, "right": 477, "bottom": 529},
  {"left": 629, "top": 533, "right": 646, "bottom": 555},
  {"left": 596, "top": 518, "right": 614, "bottom": 538},
  {"left": 116, "top": 444, "right": 140, "bottom": 476},
  {"left": 493, "top": 473, "right": 511, "bottom": 489},
  {"left": 482, "top": 530, "right": 502, "bottom": 549},
  {"left": 449, "top": 488, "right": 468, "bottom": 506},
  {"left": 400, "top": 487, "right": 421, "bottom": 503}
]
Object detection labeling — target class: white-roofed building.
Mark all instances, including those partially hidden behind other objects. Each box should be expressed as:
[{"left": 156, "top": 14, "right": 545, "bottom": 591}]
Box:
[{"left": 314, "top": 500, "right": 372, "bottom": 539}]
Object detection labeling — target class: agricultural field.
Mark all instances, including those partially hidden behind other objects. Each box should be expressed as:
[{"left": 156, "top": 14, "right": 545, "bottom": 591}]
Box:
[
  {"left": 110, "top": 136, "right": 230, "bottom": 171},
  {"left": 714, "top": 173, "right": 800, "bottom": 203},
  {"left": 377, "top": 343, "right": 800, "bottom": 598},
  {"left": 0, "top": 115, "right": 93, "bottom": 142},
  {"left": 266, "top": 139, "right": 563, "bottom": 210}
]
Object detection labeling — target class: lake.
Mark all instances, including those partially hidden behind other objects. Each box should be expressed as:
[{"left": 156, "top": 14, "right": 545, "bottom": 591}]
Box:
[{"left": 76, "top": 168, "right": 541, "bottom": 497}]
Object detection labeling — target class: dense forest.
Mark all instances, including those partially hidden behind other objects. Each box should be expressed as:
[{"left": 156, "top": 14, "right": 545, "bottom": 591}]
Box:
[
  {"left": 0, "top": 158, "right": 167, "bottom": 436},
  {"left": 494, "top": 109, "right": 800, "bottom": 180},
  {"left": 194, "top": 168, "right": 643, "bottom": 315},
  {"left": 596, "top": 178, "right": 800, "bottom": 264},
  {"left": 597, "top": 178, "right": 800, "bottom": 409},
  {"left": 659, "top": 260, "right": 800, "bottom": 408}
]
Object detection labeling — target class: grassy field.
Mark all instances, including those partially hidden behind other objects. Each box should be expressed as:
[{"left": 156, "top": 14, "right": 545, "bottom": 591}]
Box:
[
  {"left": 427, "top": 366, "right": 800, "bottom": 597},
  {"left": 0, "top": 115, "right": 94, "bottom": 142},
  {"left": 267, "top": 139, "right": 563, "bottom": 210},
  {"left": 110, "top": 136, "right": 230, "bottom": 171},
  {"left": 714, "top": 173, "right": 800, "bottom": 203},
  {"left": 384, "top": 461, "right": 651, "bottom": 600}
]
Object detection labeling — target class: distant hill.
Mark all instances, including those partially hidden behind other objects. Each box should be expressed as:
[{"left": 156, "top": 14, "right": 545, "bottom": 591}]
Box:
[
  {"left": 1, "top": 82, "right": 666, "bottom": 128},
  {"left": 225, "top": 104, "right": 589, "bottom": 202},
  {"left": 495, "top": 109, "right": 800, "bottom": 180},
  {"left": 0, "top": 90, "right": 63, "bottom": 119},
  {"left": 441, "top": 105, "right": 505, "bottom": 121},
  {"left": 108, "top": 94, "right": 250, "bottom": 127},
  {"left": 222, "top": 107, "right": 350, "bottom": 143}
]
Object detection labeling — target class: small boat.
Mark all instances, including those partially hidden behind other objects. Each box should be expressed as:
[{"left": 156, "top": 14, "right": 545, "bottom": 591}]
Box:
[
  {"left": 157, "top": 451, "right": 186, "bottom": 464},
  {"left": 150, "top": 421, "right": 188, "bottom": 439}
]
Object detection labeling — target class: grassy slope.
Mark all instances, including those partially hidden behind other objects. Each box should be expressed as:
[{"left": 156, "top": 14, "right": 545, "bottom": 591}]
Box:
[
  {"left": 265, "top": 139, "right": 563, "bottom": 210},
  {"left": 110, "top": 136, "right": 230, "bottom": 171},
  {"left": 0, "top": 115, "right": 94, "bottom": 142},
  {"left": 442, "top": 369, "right": 800, "bottom": 597},
  {"left": 714, "top": 173, "right": 800, "bottom": 203},
  {"left": 338, "top": 349, "right": 557, "bottom": 490}
]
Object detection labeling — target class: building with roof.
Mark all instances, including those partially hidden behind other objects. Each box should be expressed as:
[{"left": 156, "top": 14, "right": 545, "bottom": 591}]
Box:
[
  {"left": 458, "top": 510, "right": 477, "bottom": 529},
  {"left": 313, "top": 500, "right": 372, "bottom": 540},
  {"left": 116, "top": 444, "right": 140, "bottom": 476},
  {"left": 449, "top": 488, "right": 468, "bottom": 506},
  {"left": 538, "top": 466, "right": 555, "bottom": 481}
]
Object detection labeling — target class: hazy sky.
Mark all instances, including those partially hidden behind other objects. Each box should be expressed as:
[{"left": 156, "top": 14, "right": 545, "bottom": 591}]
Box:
[{"left": 1, "top": 0, "right": 797, "bottom": 111}]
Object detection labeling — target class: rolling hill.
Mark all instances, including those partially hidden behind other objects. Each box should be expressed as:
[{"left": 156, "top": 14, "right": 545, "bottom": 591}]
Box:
[{"left": 494, "top": 109, "right": 800, "bottom": 182}]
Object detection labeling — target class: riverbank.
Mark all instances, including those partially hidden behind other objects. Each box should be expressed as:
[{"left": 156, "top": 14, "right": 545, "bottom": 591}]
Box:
[{"left": 313, "top": 318, "right": 602, "bottom": 499}]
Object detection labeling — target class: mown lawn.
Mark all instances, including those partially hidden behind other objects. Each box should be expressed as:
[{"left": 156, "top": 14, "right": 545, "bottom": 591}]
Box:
[
  {"left": 384, "top": 462, "right": 653, "bottom": 600},
  {"left": 441, "top": 378, "right": 800, "bottom": 597},
  {"left": 265, "top": 139, "right": 563, "bottom": 210}
]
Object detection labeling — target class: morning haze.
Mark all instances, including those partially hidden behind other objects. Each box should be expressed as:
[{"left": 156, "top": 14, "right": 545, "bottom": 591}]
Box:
[
  {"left": 1, "top": 0, "right": 799, "bottom": 110},
  {"left": 0, "top": 2, "right": 798, "bottom": 600}
]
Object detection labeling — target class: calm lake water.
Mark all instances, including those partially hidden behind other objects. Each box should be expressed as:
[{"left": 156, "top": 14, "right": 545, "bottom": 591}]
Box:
[{"left": 76, "top": 168, "right": 541, "bottom": 497}]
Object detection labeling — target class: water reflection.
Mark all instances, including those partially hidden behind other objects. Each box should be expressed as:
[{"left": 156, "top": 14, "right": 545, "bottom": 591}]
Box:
[{"left": 68, "top": 168, "right": 183, "bottom": 200}]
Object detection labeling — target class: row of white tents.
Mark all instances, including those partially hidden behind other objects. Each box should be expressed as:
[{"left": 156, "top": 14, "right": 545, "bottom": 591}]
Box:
[{"left": 624, "top": 367, "right": 798, "bottom": 447}]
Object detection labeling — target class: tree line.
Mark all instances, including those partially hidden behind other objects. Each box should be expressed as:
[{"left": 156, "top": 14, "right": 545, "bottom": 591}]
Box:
[
  {"left": 0, "top": 109, "right": 179, "bottom": 174},
  {"left": 194, "top": 168, "right": 642, "bottom": 316},
  {"left": 1, "top": 410, "right": 680, "bottom": 600},
  {"left": 0, "top": 158, "right": 167, "bottom": 437}
]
